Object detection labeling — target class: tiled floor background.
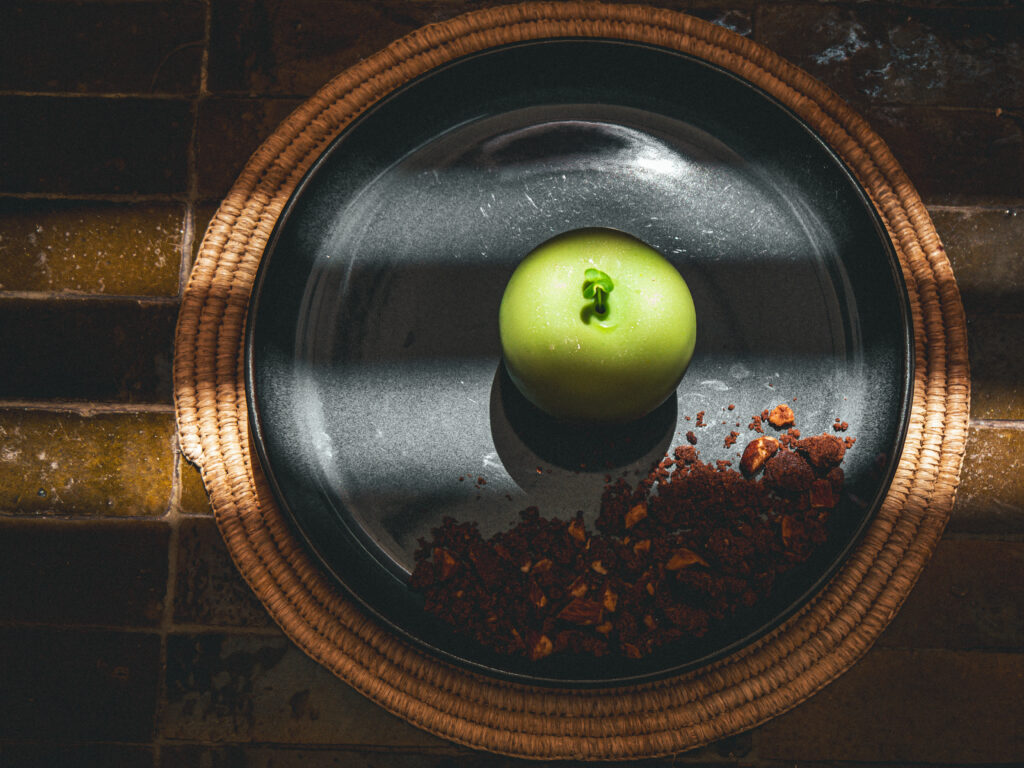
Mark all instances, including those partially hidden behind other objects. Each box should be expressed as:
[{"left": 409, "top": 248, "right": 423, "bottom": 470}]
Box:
[{"left": 1, "top": 1, "right": 1022, "bottom": 766}]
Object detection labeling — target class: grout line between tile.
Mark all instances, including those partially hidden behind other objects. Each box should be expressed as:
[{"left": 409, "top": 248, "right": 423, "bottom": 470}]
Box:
[
  {"left": 152, "top": 623, "right": 284, "bottom": 637},
  {"left": 199, "top": 0, "right": 211, "bottom": 98},
  {"left": 156, "top": 5, "right": 211, "bottom": 763},
  {"left": 942, "top": 531, "right": 1024, "bottom": 543},
  {"left": 154, "top": 445, "right": 183, "bottom": 762},
  {"left": 0, "top": 515, "right": 169, "bottom": 529},
  {"left": 969, "top": 418, "right": 1024, "bottom": 431},
  {"left": 175, "top": 0, "right": 211, "bottom": 311},
  {"left": 0, "top": 400, "right": 175, "bottom": 415},
  {"left": 0, "top": 618, "right": 282, "bottom": 637},
  {"left": 153, "top": 743, "right": 473, "bottom": 759},
  {"left": 0, "top": 192, "right": 188, "bottom": 203},
  {"left": 0, "top": 290, "right": 181, "bottom": 303},
  {"left": 927, "top": 203, "right": 1024, "bottom": 213},
  {"left": 747, "top": 1, "right": 759, "bottom": 43},
  {"left": 0, "top": 90, "right": 196, "bottom": 100}
]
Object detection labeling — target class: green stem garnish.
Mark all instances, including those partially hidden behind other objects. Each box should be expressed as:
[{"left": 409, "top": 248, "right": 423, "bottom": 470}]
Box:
[{"left": 583, "top": 268, "right": 614, "bottom": 316}]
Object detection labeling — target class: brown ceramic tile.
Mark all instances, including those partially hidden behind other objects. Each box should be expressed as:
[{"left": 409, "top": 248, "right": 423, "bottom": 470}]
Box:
[
  {"left": 0, "top": 743, "right": 154, "bottom": 768},
  {"left": 0, "top": 409, "right": 175, "bottom": 517},
  {"left": 178, "top": 457, "right": 214, "bottom": 516},
  {"left": 174, "top": 516, "right": 273, "bottom": 628},
  {"left": 931, "top": 207, "right": 1024, "bottom": 317},
  {"left": 0, "top": 95, "right": 191, "bottom": 195},
  {"left": 1, "top": 1, "right": 204, "bottom": 94},
  {"left": 0, "top": 626, "right": 160, "bottom": 741},
  {"left": 951, "top": 425, "right": 1024, "bottom": 534},
  {"left": 893, "top": 0, "right": 1018, "bottom": 5},
  {"left": 195, "top": 97, "right": 303, "bottom": 200},
  {"left": 208, "top": 1, "right": 753, "bottom": 98},
  {"left": 0, "top": 298, "right": 176, "bottom": 402},
  {"left": 966, "top": 313, "right": 1024, "bottom": 420},
  {"left": 756, "top": 5, "right": 1024, "bottom": 108},
  {"left": 756, "top": 648, "right": 1024, "bottom": 763},
  {"left": 861, "top": 105, "right": 1024, "bottom": 206},
  {"left": 162, "top": 745, "right": 718, "bottom": 768},
  {"left": 0, "top": 518, "right": 168, "bottom": 626},
  {"left": 0, "top": 200, "right": 185, "bottom": 296},
  {"left": 162, "top": 632, "right": 446, "bottom": 747},
  {"left": 634, "top": 4, "right": 756, "bottom": 38},
  {"left": 207, "top": 0, "right": 481, "bottom": 97},
  {"left": 879, "top": 538, "right": 1024, "bottom": 651},
  {"left": 693, "top": 8, "right": 753, "bottom": 38},
  {"left": 163, "top": 746, "right": 441, "bottom": 768}
]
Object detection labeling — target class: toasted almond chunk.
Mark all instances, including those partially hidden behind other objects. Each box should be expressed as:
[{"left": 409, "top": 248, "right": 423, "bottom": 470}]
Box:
[
  {"left": 625, "top": 502, "right": 648, "bottom": 528},
  {"left": 739, "top": 435, "right": 780, "bottom": 475},
  {"left": 666, "top": 548, "right": 708, "bottom": 570},
  {"left": 768, "top": 404, "right": 795, "bottom": 428}
]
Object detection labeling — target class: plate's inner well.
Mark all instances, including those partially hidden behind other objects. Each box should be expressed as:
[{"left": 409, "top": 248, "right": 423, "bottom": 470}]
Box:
[{"left": 247, "top": 41, "right": 910, "bottom": 685}]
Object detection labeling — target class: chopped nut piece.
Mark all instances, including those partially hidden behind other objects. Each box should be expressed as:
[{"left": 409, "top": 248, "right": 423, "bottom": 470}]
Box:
[
  {"left": 602, "top": 586, "right": 618, "bottom": 613},
  {"left": 569, "top": 578, "right": 589, "bottom": 599},
  {"left": 666, "top": 548, "right": 708, "bottom": 570},
  {"left": 557, "top": 598, "right": 604, "bottom": 625},
  {"left": 780, "top": 515, "right": 795, "bottom": 546},
  {"left": 596, "top": 621, "right": 614, "bottom": 635},
  {"left": 625, "top": 502, "right": 648, "bottom": 528},
  {"left": 531, "top": 558, "right": 553, "bottom": 573},
  {"left": 739, "top": 435, "right": 780, "bottom": 475},
  {"left": 632, "top": 539, "right": 651, "bottom": 555},
  {"left": 529, "top": 581, "right": 548, "bottom": 608},
  {"left": 567, "top": 517, "right": 587, "bottom": 542},
  {"left": 768, "top": 403, "right": 795, "bottom": 428},
  {"left": 434, "top": 548, "right": 458, "bottom": 581},
  {"left": 809, "top": 478, "right": 839, "bottom": 508},
  {"left": 591, "top": 560, "right": 608, "bottom": 574},
  {"left": 530, "top": 635, "right": 554, "bottom": 660}
]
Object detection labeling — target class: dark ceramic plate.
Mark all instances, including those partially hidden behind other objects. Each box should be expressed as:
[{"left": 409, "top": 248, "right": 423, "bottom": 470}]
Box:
[{"left": 245, "top": 40, "right": 912, "bottom": 686}]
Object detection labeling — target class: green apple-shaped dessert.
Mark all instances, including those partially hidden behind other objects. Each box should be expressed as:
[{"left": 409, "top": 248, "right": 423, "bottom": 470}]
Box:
[{"left": 499, "top": 227, "right": 697, "bottom": 423}]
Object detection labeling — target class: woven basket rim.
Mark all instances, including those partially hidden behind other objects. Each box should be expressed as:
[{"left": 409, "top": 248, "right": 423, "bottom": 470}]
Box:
[{"left": 173, "top": 2, "right": 970, "bottom": 759}]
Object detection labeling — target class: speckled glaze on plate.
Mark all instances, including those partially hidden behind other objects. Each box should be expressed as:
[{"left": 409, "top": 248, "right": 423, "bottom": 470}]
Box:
[{"left": 245, "top": 39, "right": 912, "bottom": 686}]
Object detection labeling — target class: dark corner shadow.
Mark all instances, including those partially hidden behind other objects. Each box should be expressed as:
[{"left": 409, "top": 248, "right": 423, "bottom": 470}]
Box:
[{"left": 489, "top": 363, "right": 678, "bottom": 485}]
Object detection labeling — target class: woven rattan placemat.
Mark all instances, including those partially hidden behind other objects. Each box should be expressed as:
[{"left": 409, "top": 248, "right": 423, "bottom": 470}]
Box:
[{"left": 173, "top": 2, "right": 970, "bottom": 759}]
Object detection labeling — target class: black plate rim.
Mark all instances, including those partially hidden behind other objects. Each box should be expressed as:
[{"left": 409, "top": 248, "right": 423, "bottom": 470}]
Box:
[{"left": 244, "top": 37, "right": 915, "bottom": 688}]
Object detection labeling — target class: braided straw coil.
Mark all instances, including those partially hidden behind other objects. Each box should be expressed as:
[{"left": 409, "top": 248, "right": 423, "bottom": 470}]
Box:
[{"left": 173, "top": 2, "right": 969, "bottom": 759}]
